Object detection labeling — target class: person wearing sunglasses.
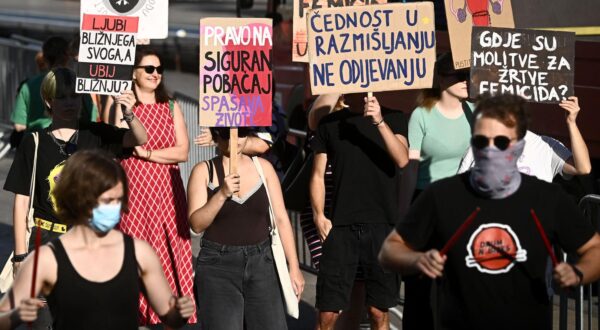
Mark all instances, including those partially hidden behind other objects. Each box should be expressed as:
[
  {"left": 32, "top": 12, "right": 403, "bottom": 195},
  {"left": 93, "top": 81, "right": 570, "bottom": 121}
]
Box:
[
  {"left": 400, "top": 52, "right": 474, "bottom": 330},
  {"left": 458, "top": 96, "right": 591, "bottom": 183},
  {"left": 104, "top": 46, "right": 195, "bottom": 326},
  {"left": 3, "top": 67, "right": 148, "bottom": 329},
  {"left": 187, "top": 127, "right": 304, "bottom": 329},
  {"left": 379, "top": 93, "right": 600, "bottom": 330}
]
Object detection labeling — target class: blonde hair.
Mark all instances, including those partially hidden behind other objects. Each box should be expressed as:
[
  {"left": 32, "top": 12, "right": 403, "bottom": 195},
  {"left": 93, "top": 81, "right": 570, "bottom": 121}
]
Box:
[{"left": 40, "top": 68, "right": 77, "bottom": 113}]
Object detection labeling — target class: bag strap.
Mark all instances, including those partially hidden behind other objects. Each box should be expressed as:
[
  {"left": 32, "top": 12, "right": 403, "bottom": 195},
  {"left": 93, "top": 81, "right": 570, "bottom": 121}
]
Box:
[
  {"left": 169, "top": 99, "right": 175, "bottom": 118},
  {"left": 252, "top": 156, "right": 277, "bottom": 232},
  {"left": 27, "top": 132, "right": 39, "bottom": 234},
  {"left": 462, "top": 101, "right": 474, "bottom": 130}
]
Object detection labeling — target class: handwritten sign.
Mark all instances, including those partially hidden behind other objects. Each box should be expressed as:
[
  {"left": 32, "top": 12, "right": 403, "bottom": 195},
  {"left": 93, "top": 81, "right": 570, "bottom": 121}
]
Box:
[
  {"left": 293, "top": 0, "right": 386, "bottom": 62},
  {"left": 81, "top": 0, "right": 168, "bottom": 39},
  {"left": 470, "top": 27, "right": 575, "bottom": 104},
  {"left": 76, "top": 14, "right": 138, "bottom": 96},
  {"left": 444, "top": 0, "right": 514, "bottom": 69},
  {"left": 307, "top": 3, "right": 436, "bottom": 95},
  {"left": 199, "top": 18, "right": 272, "bottom": 127}
]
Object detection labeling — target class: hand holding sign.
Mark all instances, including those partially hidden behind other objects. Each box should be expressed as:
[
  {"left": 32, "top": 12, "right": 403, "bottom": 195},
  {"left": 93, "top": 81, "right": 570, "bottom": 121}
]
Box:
[{"left": 363, "top": 96, "right": 383, "bottom": 125}]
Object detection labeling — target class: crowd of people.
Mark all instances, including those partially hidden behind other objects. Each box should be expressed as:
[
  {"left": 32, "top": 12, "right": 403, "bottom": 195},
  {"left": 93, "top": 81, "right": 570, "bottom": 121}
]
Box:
[{"left": 0, "top": 33, "right": 598, "bottom": 330}]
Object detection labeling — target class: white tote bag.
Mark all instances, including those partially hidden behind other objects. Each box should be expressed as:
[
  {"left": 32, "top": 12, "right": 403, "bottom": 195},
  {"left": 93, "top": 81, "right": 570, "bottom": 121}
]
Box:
[
  {"left": 0, "top": 132, "right": 39, "bottom": 293},
  {"left": 252, "top": 156, "right": 300, "bottom": 319}
]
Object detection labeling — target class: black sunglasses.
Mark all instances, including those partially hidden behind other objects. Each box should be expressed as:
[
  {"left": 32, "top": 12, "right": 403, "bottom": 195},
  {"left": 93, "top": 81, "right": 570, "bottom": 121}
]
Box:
[
  {"left": 135, "top": 65, "right": 164, "bottom": 74},
  {"left": 471, "top": 135, "right": 514, "bottom": 151}
]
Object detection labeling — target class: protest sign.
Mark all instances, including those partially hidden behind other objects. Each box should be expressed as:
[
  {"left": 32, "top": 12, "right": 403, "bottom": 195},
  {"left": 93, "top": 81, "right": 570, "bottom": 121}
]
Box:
[
  {"left": 293, "top": 0, "right": 387, "bottom": 62},
  {"left": 307, "top": 2, "right": 436, "bottom": 95},
  {"left": 470, "top": 27, "right": 575, "bottom": 104},
  {"left": 199, "top": 18, "right": 273, "bottom": 127},
  {"left": 81, "top": 0, "right": 168, "bottom": 39},
  {"left": 76, "top": 14, "right": 138, "bottom": 96},
  {"left": 444, "top": 0, "right": 514, "bottom": 69}
]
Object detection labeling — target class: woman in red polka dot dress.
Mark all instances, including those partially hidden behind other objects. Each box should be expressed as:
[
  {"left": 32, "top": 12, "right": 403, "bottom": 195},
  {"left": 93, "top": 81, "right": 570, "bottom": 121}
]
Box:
[{"left": 107, "top": 46, "right": 196, "bottom": 325}]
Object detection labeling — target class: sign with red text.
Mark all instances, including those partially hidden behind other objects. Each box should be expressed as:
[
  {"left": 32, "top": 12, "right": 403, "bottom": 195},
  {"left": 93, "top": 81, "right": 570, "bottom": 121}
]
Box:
[
  {"left": 470, "top": 27, "right": 575, "bottom": 104},
  {"left": 444, "top": 0, "right": 514, "bottom": 69},
  {"left": 307, "top": 3, "right": 436, "bottom": 95},
  {"left": 199, "top": 18, "right": 272, "bottom": 127},
  {"left": 76, "top": 14, "right": 138, "bottom": 95},
  {"left": 293, "top": 0, "right": 387, "bottom": 62},
  {"left": 81, "top": 0, "right": 168, "bottom": 39}
]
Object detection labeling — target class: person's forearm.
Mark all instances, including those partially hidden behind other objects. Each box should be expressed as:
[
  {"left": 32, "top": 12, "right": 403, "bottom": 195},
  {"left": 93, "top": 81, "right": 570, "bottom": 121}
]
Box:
[
  {"left": 567, "top": 121, "right": 592, "bottom": 175},
  {"left": 188, "top": 191, "right": 227, "bottom": 233},
  {"left": 276, "top": 213, "right": 301, "bottom": 271},
  {"left": 13, "top": 195, "right": 29, "bottom": 255},
  {"left": 377, "top": 122, "right": 409, "bottom": 168},
  {"left": 123, "top": 116, "right": 148, "bottom": 147},
  {"left": 242, "top": 137, "right": 270, "bottom": 156},
  {"left": 310, "top": 173, "right": 326, "bottom": 219},
  {"left": 142, "top": 146, "right": 188, "bottom": 164},
  {"left": 575, "top": 246, "right": 600, "bottom": 285},
  {"left": 378, "top": 236, "right": 423, "bottom": 275}
]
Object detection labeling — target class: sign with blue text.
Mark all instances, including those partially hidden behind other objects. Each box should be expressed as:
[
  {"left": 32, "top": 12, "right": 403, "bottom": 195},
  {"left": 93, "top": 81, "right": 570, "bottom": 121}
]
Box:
[{"left": 307, "top": 2, "right": 436, "bottom": 95}]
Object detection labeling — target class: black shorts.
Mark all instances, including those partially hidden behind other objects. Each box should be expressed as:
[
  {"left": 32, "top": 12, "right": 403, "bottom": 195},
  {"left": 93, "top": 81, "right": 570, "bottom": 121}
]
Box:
[{"left": 316, "top": 223, "right": 399, "bottom": 312}]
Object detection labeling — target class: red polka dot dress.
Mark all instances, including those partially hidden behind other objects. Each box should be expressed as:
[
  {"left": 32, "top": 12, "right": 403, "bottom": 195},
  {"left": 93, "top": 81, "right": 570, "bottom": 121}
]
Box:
[{"left": 118, "top": 102, "right": 196, "bottom": 325}]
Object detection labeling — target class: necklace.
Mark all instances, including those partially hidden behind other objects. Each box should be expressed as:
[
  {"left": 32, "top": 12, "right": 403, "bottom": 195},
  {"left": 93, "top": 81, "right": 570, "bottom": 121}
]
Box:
[{"left": 48, "top": 129, "right": 79, "bottom": 156}]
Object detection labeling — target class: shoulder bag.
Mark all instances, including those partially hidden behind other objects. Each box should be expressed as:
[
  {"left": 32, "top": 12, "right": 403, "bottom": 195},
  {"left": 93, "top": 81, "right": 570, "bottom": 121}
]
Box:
[
  {"left": 252, "top": 156, "right": 300, "bottom": 319},
  {"left": 0, "top": 132, "right": 39, "bottom": 293}
]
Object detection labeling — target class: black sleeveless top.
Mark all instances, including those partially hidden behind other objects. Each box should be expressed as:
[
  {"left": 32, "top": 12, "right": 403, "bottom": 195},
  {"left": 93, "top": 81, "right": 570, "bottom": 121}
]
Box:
[
  {"left": 203, "top": 157, "right": 270, "bottom": 245},
  {"left": 47, "top": 234, "right": 139, "bottom": 330}
]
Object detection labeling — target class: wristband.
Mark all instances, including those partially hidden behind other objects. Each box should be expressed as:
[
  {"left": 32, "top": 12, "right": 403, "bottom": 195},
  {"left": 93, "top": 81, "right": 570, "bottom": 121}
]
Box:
[
  {"left": 571, "top": 264, "right": 584, "bottom": 286},
  {"left": 11, "top": 253, "right": 27, "bottom": 263},
  {"left": 372, "top": 118, "right": 384, "bottom": 126}
]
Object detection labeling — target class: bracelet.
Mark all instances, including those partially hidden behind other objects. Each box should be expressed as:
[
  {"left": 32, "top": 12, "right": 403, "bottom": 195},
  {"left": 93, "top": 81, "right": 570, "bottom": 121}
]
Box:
[
  {"left": 121, "top": 111, "right": 135, "bottom": 123},
  {"left": 571, "top": 264, "right": 584, "bottom": 286},
  {"left": 372, "top": 118, "right": 385, "bottom": 126},
  {"left": 11, "top": 253, "right": 27, "bottom": 263}
]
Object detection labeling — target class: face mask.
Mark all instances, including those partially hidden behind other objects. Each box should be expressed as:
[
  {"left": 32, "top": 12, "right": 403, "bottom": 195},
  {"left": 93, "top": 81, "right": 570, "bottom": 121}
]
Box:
[
  {"left": 89, "top": 203, "right": 122, "bottom": 233},
  {"left": 469, "top": 139, "right": 525, "bottom": 199}
]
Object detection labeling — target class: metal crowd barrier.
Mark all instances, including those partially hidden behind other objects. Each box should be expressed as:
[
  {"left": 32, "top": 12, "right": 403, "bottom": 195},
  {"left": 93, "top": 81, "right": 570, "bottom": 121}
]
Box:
[
  {"left": 0, "top": 36, "right": 41, "bottom": 125},
  {"left": 557, "top": 194, "right": 600, "bottom": 330}
]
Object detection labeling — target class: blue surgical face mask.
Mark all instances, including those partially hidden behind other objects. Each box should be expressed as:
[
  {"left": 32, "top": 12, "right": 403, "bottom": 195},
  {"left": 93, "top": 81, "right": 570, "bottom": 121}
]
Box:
[{"left": 89, "top": 203, "right": 122, "bottom": 233}]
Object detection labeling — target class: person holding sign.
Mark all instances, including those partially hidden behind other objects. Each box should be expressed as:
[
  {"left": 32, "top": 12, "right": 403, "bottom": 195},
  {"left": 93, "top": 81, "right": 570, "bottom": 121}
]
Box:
[
  {"left": 188, "top": 127, "right": 304, "bottom": 329},
  {"left": 0, "top": 150, "right": 194, "bottom": 330},
  {"left": 402, "top": 52, "right": 473, "bottom": 330},
  {"left": 106, "top": 46, "right": 195, "bottom": 325},
  {"left": 3, "top": 67, "right": 147, "bottom": 329},
  {"left": 458, "top": 96, "right": 591, "bottom": 181},
  {"left": 310, "top": 93, "right": 408, "bottom": 329},
  {"left": 379, "top": 94, "right": 600, "bottom": 330}
]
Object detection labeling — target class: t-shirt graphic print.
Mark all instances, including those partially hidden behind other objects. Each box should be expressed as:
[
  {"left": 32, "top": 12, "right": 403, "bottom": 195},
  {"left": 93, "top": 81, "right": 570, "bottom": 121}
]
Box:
[{"left": 465, "top": 223, "right": 528, "bottom": 274}]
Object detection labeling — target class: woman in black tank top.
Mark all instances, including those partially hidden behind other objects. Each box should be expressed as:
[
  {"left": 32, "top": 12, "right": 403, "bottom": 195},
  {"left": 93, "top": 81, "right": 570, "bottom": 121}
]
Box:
[
  {"left": 0, "top": 150, "right": 194, "bottom": 330},
  {"left": 188, "top": 127, "right": 305, "bottom": 329}
]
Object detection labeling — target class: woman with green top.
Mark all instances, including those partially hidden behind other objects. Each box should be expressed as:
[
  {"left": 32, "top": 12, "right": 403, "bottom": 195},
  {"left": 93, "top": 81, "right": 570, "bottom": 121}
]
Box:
[{"left": 402, "top": 52, "right": 473, "bottom": 330}]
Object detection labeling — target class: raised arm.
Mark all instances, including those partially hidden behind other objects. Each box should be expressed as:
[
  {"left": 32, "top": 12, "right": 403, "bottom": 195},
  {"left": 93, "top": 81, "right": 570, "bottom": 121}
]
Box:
[
  {"left": 560, "top": 96, "right": 591, "bottom": 176},
  {"left": 260, "top": 158, "right": 305, "bottom": 298},
  {"left": 114, "top": 90, "right": 148, "bottom": 148},
  {"left": 364, "top": 96, "right": 409, "bottom": 168},
  {"left": 308, "top": 93, "right": 342, "bottom": 131},
  {"left": 187, "top": 162, "right": 239, "bottom": 233},
  {"left": 135, "top": 240, "right": 194, "bottom": 328},
  {"left": 134, "top": 101, "right": 189, "bottom": 164}
]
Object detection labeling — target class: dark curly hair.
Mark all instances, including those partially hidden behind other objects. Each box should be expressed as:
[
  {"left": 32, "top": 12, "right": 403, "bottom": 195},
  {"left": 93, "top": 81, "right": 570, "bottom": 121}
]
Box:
[
  {"left": 53, "top": 150, "right": 129, "bottom": 226},
  {"left": 473, "top": 94, "right": 530, "bottom": 140}
]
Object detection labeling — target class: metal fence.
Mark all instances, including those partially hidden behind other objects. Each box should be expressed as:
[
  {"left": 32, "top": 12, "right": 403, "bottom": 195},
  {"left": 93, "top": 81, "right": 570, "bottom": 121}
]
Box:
[{"left": 0, "top": 37, "right": 41, "bottom": 125}]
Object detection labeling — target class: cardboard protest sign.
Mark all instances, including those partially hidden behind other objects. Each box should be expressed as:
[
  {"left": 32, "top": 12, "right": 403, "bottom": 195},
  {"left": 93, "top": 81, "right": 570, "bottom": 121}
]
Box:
[
  {"left": 444, "top": 0, "right": 514, "bottom": 69},
  {"left": 307, "top": 2, "right": 436, "bottom": 95},
  {"left": 81, "top": 0, "right": 168, "bottom": 39},
  {"left": 76, "top": 14, "right": 138, "bottom": 96},
  {"left": 293, "top": 0, "right": 387, "bottom": 62},
  {"left": 199, "top": 18, "right": 272, "bottom": 127},
  {"left": 470, "top": 27, "right": 575, "bottom": 104}
]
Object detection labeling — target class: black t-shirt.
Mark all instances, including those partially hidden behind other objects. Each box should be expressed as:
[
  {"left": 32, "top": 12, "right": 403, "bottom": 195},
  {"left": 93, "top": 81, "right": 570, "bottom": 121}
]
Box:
[
  {"left": 4, "top": 123, "right": 128, "bottom": 224},
  {"left": 311, "top": 108, "right": 408, "bottom": 226},
  {"left": 396, "top": 173, "right": 596, "bottom": 330}
]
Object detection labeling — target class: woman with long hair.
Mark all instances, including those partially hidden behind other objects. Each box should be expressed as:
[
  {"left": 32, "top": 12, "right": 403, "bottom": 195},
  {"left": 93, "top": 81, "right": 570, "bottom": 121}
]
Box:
[
  {"left": 0, "top": 150, "right": 194, "bottom": 329},
  {"left": 188, "top": 127, "right": 304, "bottom": 329},
  {"left": 105, "top": 45, "right": 194, "bottom": 325}
]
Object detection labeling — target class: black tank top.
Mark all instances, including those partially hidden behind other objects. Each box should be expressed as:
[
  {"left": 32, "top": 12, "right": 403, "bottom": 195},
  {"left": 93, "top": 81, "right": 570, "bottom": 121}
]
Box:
[
  {"left": 47, "top": 234, "right": 139, "bottom": 330},
  {"left": 203, "top": 157, "right": 270, "bottom": 245}
]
